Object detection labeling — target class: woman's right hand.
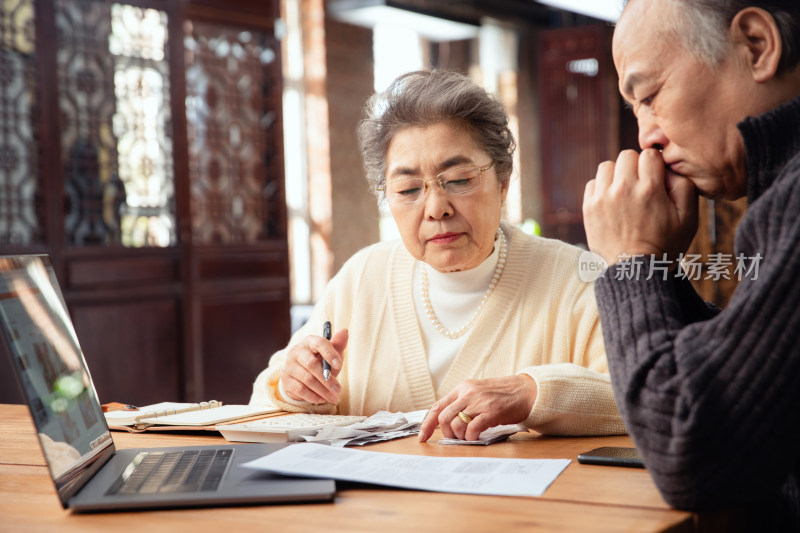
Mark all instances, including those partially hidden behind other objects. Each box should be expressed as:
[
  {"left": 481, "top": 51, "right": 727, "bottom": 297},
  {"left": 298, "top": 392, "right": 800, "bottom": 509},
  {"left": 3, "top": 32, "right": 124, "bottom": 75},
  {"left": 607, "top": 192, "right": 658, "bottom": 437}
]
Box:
[{"left": 280, "top": 328, "right": 348, "bottom": 404}]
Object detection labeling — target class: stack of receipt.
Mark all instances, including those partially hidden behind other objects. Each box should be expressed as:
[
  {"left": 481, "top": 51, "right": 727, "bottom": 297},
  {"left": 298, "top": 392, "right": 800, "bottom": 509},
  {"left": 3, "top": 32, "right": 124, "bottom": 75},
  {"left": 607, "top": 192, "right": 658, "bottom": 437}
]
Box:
[
  {"left": 305, "top": 410, "right": 427, "bottom": 447},
  {"left": 303, "top": 411, "right": 528, "bottom": 447}
]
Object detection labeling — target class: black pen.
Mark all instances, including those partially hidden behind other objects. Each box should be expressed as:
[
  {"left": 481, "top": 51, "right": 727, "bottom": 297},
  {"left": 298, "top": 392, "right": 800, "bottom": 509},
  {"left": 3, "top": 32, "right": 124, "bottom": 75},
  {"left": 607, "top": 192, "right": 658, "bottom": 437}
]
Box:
[{"left": 322, "top": 321, "right": 332, "bottom": 381}]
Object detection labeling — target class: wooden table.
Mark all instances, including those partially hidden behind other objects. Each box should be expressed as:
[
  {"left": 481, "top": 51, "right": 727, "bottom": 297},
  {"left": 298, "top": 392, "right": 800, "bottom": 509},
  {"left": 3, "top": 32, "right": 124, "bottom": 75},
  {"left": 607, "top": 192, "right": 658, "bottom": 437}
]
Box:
[{"left": 0, "top": 403, "right": 706, "bottom": 532}]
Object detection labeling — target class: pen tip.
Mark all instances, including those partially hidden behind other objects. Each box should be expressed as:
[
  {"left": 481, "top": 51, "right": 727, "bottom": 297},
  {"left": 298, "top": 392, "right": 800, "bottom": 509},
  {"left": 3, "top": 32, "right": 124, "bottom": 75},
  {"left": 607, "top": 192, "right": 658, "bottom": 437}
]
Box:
[{"left": 323, "top": 368, "right": 331, "bottom": 381}]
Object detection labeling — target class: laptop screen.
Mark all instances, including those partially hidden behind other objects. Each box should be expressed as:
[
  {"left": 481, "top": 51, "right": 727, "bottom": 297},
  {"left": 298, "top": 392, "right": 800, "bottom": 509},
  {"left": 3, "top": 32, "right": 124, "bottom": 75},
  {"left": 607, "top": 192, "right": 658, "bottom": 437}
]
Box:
[{"left": 0, "top": 255, "right": 113, "bottom": 502}]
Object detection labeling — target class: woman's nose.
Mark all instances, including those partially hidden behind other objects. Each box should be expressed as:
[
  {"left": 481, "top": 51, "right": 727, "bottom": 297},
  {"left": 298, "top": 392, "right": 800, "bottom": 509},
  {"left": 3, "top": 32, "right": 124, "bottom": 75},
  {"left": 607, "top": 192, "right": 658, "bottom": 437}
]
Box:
[{"left": 423, "top": 183, "right": 453, "bottom": 219}]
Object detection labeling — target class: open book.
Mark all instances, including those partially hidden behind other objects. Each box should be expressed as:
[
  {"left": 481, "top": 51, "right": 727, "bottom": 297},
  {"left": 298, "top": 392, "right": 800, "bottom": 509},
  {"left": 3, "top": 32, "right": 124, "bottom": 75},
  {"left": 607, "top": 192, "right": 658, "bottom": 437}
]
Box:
[{"left": 104, "top": 401, "right": 281, "bottom": 431}]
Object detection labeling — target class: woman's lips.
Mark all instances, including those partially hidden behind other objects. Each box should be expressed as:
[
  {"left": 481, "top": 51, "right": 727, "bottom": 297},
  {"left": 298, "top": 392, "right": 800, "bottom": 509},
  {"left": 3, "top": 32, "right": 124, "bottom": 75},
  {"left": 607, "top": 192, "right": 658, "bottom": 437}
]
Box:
[{"left": 429, "top": 232, "right": 462, "bottom": 244}]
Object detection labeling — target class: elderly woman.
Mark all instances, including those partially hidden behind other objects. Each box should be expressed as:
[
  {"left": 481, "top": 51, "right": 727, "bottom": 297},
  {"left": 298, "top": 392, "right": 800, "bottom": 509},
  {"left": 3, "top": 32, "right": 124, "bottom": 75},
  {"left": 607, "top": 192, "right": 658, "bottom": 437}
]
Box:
[{"left": 250, "top": 69, "right": 625, "bottom": 441}]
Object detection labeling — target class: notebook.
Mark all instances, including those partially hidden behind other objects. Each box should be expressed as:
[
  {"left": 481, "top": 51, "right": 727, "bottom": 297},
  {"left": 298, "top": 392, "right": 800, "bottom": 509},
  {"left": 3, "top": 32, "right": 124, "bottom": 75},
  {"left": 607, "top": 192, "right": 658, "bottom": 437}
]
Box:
[
  {"left": 0, "top": 254, "right": 335, "bottom": 512},
  {"left": 104, "top": 401, "right": 281, "bottom": 430}
]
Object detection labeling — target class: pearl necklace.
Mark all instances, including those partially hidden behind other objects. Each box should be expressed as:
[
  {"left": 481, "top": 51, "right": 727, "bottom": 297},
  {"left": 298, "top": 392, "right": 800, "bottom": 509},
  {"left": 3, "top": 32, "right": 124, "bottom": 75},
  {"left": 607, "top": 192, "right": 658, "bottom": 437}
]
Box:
[{"left": 419, "top": 228, "right": 508, "bottom": 339}]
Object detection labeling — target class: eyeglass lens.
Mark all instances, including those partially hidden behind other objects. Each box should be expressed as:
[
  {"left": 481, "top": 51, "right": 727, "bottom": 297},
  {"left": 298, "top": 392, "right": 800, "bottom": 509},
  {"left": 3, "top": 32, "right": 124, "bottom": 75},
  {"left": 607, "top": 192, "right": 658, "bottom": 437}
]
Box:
[{"left": 386, "top": 166, "right": 482, "bottom": 204}]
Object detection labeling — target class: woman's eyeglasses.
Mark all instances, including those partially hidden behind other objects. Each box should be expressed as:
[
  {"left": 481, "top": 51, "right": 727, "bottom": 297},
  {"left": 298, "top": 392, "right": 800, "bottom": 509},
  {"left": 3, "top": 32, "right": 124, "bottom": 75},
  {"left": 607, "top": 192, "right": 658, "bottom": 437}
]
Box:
[{"left": 379, "top": 161, "right": 494, "bottom": 205}]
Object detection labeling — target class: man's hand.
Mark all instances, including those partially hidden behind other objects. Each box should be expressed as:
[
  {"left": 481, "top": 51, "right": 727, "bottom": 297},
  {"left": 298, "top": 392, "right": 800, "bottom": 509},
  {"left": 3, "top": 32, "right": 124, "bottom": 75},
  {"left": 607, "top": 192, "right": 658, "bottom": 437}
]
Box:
[{"left": 583, "top": 149, "right": 699, "bottom": 265}]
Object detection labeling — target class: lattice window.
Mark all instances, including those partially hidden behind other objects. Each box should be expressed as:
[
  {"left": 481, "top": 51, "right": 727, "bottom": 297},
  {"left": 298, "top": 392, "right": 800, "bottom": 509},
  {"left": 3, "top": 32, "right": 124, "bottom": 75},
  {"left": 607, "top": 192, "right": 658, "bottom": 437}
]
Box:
[
  {"left": 110, "top": 4, "right": 175, "bottom": 247},
  {"left": 56, "top": 0, "right": 175, "bottom": 246},
  {"left": 184, "top": 21, "right": 282, "bottom": 244},
  {"left": 0, "top": 0, "right": 40, "bottom": 246},
  {"left": 2, "top": 1, "right": 283, "bottom": 249},
  {"left": 57, "top": 0, "right": 122, "bottom": 245}
]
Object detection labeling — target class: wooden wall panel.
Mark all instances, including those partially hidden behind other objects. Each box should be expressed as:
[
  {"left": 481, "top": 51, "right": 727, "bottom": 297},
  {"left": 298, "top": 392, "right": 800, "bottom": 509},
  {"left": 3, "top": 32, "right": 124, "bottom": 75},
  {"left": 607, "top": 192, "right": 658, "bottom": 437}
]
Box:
[
  {"left": 537, "top": 24, "right": 616, "bottom": 246},
  {"left": 70, "top": 298, "right": 181, "bottom": 405},
  {"left": 199, "top": 294, "right": 290, "bottom": 404},
  {"left": 182, "top": 244, "right": 290, "bottom": 403},
  {"left": 67, "top": 256, "right": 178, "bottom": 288}
]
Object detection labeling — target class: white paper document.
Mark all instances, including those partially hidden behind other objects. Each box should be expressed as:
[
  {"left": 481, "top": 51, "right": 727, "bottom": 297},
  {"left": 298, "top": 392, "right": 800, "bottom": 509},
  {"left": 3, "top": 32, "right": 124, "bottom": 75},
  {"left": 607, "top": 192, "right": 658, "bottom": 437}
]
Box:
[{"left": 244, "top": 443, "right": 571, "bottom": 497}]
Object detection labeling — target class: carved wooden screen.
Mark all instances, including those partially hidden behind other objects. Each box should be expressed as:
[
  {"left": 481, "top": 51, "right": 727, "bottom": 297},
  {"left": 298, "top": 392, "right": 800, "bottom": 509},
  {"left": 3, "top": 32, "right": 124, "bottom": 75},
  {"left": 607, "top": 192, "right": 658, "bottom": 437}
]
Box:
[
  {"left": 111, "top": 4, "right": 176, "bottom": 247},
  {"left": 0, "top": 0, "right": 41, "bottom": 247},
  {"left": 56, "top": 0, "right": 175, "bottom": 247},
  {"left": 180, "top": 10, "right": 290, "bottom": 403},
  {"left": 184, "top": 20, "right": 284, "bottom": 243},
  {"left": 0, "top": 0, "right": 288, "bottom": 405},
  {"left": 538, "top": 24, "right": 615, "bottom": 246}
]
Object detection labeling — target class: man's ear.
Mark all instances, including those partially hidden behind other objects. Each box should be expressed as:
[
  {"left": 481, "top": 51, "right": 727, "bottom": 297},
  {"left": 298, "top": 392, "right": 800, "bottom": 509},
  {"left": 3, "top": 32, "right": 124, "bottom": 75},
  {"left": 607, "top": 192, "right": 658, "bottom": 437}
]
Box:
[{"left": 730, "top": 7, "right": 782, "bottom": 82}]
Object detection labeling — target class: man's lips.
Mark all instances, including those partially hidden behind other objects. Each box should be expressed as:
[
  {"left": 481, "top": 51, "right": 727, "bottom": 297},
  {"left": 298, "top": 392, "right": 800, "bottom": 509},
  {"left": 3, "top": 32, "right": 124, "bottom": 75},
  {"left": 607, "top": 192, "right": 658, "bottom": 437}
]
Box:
[
  {"left": 428, "top": 232, "right": 463, "bottom": 244},
  {"left": 664, "top": 160, "right": 686, "bottom": 176}
]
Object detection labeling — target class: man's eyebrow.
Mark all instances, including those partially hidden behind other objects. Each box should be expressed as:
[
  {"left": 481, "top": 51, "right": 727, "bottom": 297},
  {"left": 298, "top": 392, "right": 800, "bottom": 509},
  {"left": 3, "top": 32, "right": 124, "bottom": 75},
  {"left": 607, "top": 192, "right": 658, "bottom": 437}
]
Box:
[{"left": 621, "top": 72, "right": 644, "bottom": 99}]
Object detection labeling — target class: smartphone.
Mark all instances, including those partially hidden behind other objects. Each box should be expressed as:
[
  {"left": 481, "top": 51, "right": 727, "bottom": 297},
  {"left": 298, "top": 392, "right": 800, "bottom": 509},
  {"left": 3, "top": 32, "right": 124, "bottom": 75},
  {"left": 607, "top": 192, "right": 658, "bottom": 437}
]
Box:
[{"left": 577, "top": 446, "right": 645, "bottom": 468}]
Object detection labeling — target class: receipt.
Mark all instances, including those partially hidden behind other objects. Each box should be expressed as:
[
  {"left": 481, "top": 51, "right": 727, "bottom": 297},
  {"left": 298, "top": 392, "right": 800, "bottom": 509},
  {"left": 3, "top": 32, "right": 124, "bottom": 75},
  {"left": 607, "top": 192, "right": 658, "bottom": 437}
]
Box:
[
  {"left": 303, "top": 409, "right": 427, "bottom": 447},
  {"left": 438, "top": 424, "right": 528, "bottom": 445}
]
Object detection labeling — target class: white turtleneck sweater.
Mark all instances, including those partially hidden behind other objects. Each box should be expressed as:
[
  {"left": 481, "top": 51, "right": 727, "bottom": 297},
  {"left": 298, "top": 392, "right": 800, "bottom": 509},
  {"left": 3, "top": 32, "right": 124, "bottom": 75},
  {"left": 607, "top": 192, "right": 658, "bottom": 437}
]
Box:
[{"left": 414, "top": 234, "right": 501, "bottom": 390}]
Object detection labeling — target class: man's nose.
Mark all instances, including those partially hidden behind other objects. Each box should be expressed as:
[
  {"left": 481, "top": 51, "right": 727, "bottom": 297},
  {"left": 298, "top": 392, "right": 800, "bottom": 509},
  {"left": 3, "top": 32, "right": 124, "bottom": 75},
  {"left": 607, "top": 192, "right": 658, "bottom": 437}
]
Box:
[{"left": 638, "top": 114, "right": 667, "bottom": 151}]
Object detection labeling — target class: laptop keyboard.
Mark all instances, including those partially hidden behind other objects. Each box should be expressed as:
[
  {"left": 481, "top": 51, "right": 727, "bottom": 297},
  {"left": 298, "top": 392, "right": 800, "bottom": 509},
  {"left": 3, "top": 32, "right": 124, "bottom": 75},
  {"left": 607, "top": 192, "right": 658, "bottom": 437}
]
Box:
[{"left": 106, "top": 449, "right": 233, "bottom": 495}]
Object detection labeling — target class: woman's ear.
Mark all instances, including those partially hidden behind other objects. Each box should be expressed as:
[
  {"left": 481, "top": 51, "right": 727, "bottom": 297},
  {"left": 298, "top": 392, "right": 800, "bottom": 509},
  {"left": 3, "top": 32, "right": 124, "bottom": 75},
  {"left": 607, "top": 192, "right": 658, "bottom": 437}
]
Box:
[
  {"left": 500, "top": 179, "right": 510, "bottom": 203},
  {"left": 730, "top": 7, "right": 782, "bottom": 82}
]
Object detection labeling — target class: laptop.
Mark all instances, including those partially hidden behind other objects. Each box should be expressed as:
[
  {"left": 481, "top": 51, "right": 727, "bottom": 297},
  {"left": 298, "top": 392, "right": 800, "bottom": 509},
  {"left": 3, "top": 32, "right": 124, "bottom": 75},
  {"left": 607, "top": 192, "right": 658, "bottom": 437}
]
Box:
[{"left": 0, "top": 254, "right": 336, "bottom": 512}]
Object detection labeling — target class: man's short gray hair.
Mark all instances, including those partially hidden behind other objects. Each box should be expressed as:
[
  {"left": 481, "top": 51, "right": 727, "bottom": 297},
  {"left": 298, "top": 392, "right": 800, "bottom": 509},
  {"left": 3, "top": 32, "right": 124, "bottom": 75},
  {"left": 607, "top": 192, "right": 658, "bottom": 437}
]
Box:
[
  {"left": 357, "top": 70, "right": 516, "bottom": 199},
  {"left": 658, "top": 0, "right": 800, "bottom": 75}
]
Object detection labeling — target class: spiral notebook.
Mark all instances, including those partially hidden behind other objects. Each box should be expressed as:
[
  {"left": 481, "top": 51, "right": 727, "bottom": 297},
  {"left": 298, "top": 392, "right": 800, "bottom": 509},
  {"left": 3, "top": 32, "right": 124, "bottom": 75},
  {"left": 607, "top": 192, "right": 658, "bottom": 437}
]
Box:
[{"left": 104, "top": 401, "right": 281, "bottom": 430}]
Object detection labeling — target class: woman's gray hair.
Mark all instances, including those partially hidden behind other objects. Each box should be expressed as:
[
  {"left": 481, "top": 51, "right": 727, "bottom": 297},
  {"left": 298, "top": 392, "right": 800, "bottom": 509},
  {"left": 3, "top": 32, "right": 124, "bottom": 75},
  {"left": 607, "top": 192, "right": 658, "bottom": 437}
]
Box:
[
  {"left": 657, "top": 0, "right": 800, "bottom": 75},
  {"left": 357, "top": 69, "right": 516, "bottom": 199}
]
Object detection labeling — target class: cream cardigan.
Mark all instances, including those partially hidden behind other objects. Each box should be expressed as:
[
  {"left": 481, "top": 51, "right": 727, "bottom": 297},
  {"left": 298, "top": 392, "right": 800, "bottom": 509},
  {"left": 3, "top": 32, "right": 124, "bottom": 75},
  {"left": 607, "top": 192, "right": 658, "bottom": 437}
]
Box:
[{"left": 250, "top": 224, "right": 625, "bottom": 436}]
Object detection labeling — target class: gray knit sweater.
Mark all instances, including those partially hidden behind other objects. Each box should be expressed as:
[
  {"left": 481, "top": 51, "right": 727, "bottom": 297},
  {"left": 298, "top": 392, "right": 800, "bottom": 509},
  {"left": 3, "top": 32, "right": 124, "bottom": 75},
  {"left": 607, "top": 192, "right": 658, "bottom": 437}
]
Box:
[{"left": 595, "top": 93, "right": 800, "bottom": 530}]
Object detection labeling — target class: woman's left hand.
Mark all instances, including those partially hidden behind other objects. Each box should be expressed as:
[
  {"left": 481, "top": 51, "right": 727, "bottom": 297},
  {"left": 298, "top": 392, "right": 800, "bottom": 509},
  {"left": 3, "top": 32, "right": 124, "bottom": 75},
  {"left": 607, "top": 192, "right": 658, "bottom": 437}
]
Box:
[{"left": 418, "top": 374, "right": 538, "bottom": 442}]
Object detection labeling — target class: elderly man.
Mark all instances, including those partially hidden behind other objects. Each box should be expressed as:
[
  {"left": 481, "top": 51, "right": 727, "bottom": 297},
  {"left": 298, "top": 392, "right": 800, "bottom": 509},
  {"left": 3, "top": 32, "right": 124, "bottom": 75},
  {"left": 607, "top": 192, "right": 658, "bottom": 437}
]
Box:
[{"left": 582, "top": 0, "right": 800, "bottom": 529}]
